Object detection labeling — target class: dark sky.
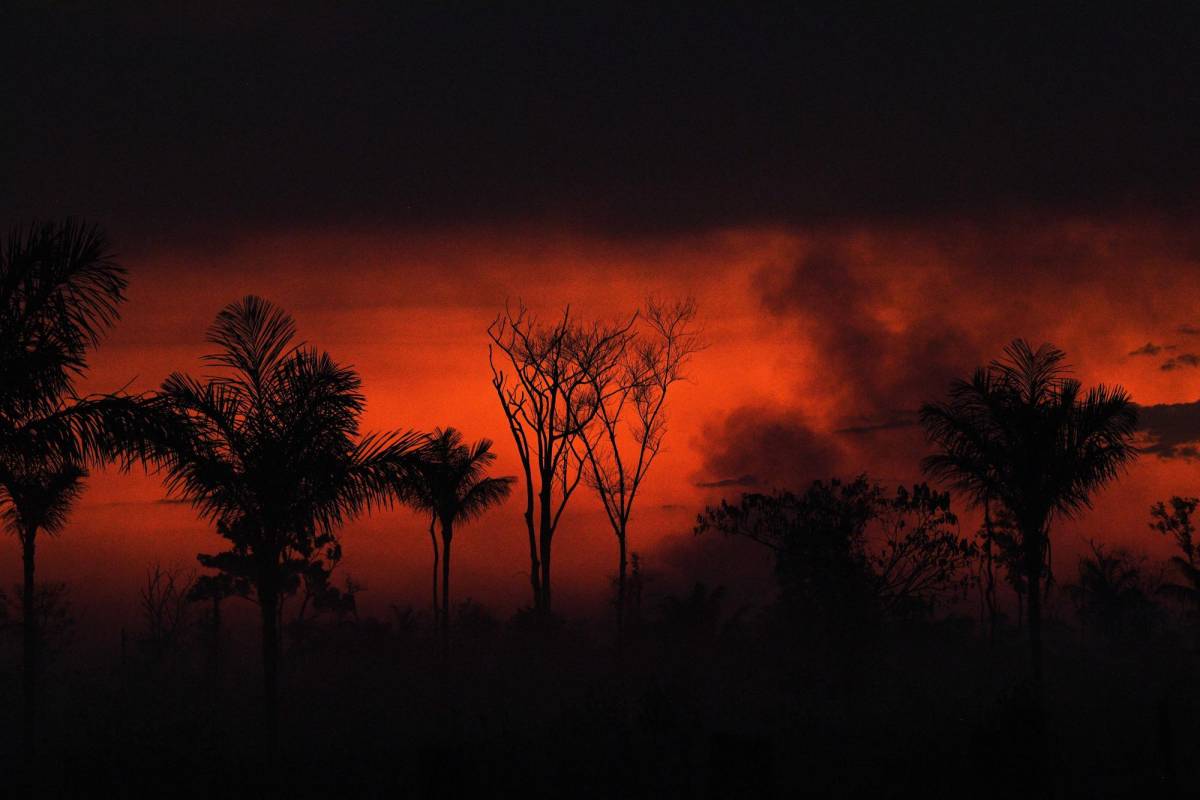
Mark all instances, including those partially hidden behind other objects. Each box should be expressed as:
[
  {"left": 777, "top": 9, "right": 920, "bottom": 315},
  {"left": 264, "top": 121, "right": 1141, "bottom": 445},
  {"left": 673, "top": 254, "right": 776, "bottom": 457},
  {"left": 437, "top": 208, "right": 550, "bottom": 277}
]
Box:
[{"left": 5, "top": 4, "right": 1199, "bottom": 248}]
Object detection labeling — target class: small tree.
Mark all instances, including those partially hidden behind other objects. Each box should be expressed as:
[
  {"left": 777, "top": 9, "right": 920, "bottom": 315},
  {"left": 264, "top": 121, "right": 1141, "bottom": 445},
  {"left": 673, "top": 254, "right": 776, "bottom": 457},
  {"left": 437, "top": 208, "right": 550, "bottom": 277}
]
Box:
[
  {"left": 488, "top": 303, "right": 632, "bottom": 615},
  {"left": 1152, "top": 497, "right": 1200, "bottom": 626},
  {"left": 870, "top": 483, "right": 977, "bottom": 619},
  {"left": 1152, "top": 496, "right": 1198, "bottom": 566},
  {"left": 406, "top": 427, "right": 513, "bottom": 646},
  {"left": 0, "top": 462, "right": 85, "bottom": 756},
  {"left": 696, "top": 476, "right": 976, "bottom": 627}
]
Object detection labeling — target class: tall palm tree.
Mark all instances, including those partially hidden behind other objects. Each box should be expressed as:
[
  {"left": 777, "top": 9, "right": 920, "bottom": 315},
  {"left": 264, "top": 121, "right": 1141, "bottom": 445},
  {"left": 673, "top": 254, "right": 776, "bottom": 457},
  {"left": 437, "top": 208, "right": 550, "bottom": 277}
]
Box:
[
  {"left": 920, "top": 340, "right": 1138, "bottom": 683},
  {"left": 0, "top": 220, "right": 153, "bottom": 761},
  {"left": 155, "top": 296, "right": 423, "bottom": 756},
  {"left": 408, "top": 428, "right": 514, "bottom": 643}
]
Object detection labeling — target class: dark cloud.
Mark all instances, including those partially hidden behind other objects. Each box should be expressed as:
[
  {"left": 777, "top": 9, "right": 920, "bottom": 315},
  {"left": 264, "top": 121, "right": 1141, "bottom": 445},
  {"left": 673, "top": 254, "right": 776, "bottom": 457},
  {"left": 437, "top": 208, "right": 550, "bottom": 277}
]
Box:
[
  {"left": 1161, "top": 354, "right": 1200, "bottom": 371},
  {"left": 760, "top": 246, "right": 986, "bottom": 422},
  {"left": 695, "top": 475, "right": 759, "bottom": 490},
  {"left": 834, "top": 413, "right": 920, "bottom": 435},
  {"left": 4, "top": 5, "right": 1199, "bottom": 245},
  {"left": 693, "top": 407, "right": 841, "bottom": 492},
  {"left": 1178, "top": 326, "right": 1200, "bottom": 336},
  {"left": 1137, "top": 401, "right": 1200, "bottom": 459},
  {"left": 1129, "top": 342, "right": 1174, "bottom": 356}
]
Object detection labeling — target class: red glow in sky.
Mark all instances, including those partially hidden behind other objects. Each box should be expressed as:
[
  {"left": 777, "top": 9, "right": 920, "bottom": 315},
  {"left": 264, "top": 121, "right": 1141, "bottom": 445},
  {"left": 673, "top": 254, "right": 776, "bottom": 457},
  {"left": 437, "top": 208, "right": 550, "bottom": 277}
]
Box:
[{"left": 42, "top": 217, "right": 1200, "bottom": 632}]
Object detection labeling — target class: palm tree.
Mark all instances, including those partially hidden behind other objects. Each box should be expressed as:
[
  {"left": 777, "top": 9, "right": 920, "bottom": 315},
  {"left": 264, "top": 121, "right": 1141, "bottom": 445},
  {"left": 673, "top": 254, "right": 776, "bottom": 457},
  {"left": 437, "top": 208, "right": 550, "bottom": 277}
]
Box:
[
  {"left": 921, "top": 340, "right": 1138, "bottom": 683},
  {"left": 0, "top": 220, "right": 154, "bottom": 761},
  {"left": 0, "top": 220, "right": 126, "bottom": 418},
  {"left": 155, "top": 296, "right": 423, "bottom": 757},
  {"left": 408, "top": 427, "right": 513, "bottom": 644}
]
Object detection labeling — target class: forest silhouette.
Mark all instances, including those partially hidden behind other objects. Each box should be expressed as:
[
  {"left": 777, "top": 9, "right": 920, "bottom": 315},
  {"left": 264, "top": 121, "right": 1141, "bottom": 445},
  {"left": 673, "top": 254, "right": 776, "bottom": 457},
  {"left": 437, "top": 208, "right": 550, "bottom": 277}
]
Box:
[{"left": 2, "top": 219, "right": 1197, "bottom": 797}]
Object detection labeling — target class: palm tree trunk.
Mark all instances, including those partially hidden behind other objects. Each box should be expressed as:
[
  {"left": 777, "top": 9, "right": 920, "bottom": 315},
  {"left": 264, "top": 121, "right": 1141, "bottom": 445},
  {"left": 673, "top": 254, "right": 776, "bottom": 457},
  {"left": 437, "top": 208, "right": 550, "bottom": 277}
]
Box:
[
  {"left": 1023, "top": 526, "right": 1044, "bottom": 685},
  {"left": 441, "top": 520, "right": 453, "bottom": 651},
  {"left": 983, "top": 501, "right": 997, "bottom": 646},
  {"left": 258, "top": 579, "right": 281, "bottom": 762},
  {"left": 429, "top": 516, "right": 440, "bottom": 626},
  {"left": 208, "top": 595, "right": 223, "bottom": 687},
  {"left": 21, "top": 526, "right": 37, "bottom": 763}
]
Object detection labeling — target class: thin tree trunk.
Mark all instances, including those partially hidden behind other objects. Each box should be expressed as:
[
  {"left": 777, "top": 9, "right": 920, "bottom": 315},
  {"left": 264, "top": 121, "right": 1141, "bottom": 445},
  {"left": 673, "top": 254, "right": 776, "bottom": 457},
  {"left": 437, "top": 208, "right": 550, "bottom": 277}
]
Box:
[
  {"left": 525, "top": 504, "right": 541, "bottom": 612},
  {"left": 540, "top": 531, "right": 553, "bottom": 614},
  {"left": 259, "top": 579, "right": 280, "bottom": 762},
  {"left": 441, "top": 520, "right": 453, "bottom": 652},
  {"left": 539, "top": 481, "right": 553, "bottom": 614},
  {"left": 616, "top": 531, "right": 627, "bottom": 651},
  {"left": 22, "top": 527, "right": 37, "bottom": 763}
]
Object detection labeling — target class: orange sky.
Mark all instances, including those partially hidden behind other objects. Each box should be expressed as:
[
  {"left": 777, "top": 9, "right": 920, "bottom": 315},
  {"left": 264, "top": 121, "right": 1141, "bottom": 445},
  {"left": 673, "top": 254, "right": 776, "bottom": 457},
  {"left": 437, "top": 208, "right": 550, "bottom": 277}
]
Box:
[{"left": 37, "top": 218, "right": 1200, "bottom": 633}]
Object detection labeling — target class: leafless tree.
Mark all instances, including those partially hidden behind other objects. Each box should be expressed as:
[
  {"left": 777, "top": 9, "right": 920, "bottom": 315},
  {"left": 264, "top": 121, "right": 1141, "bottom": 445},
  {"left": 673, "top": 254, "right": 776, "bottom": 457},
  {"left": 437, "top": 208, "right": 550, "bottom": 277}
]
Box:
[
  {"left": 487, "top": 303, "right": 633, "bottom": 615},
  {"left": 576, "top": 297, "right": 700, "bottom": 645}
]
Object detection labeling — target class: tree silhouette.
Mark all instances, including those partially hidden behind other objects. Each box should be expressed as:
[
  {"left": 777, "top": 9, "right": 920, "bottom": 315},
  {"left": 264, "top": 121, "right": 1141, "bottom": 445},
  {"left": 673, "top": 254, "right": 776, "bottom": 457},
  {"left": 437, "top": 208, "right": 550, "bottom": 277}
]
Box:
[
  {"left": 0, "top": 221, "right": 125, "bottom": 419},
  {"left": 0, "top": 220, "right": 154, "bottom": 763},
  {"left": 0, "top": 461, "right": 84, "bottom": 759},
  {"left": 154, "top": 295, "right": 423, "bottom": 758},
  {"left": 696, "top": 476, "right": 975, "bottom": 627},
  {"left": 1151, "top": 496, "right": 1199, "bottom": 566},
  {"left": 870, "top": 483, "right": 977, "bottom": 619},
  {"left": 920, "top": 339, "right": 1138, "bottom": 683},
  {"left": 576, "top": 296, "right": 699, "bottom": 648},
  {"left": 406, "top": 427, "right": 513, "bottom": 645},
  {"left": 1066, "top": 540, "right": 1157, "bottom": 641},
  {"left": 488, "top": 303, "right": 632, "bottom": 615},
  {"left": 1151, "top": 497, "right": 1200, "bottom": 627}
]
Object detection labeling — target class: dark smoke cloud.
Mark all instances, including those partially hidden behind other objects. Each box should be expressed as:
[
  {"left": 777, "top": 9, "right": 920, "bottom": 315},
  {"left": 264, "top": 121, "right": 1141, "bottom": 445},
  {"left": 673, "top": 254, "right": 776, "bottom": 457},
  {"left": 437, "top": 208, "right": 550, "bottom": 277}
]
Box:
[
  {"left": 1139, "top": 401, "right": 1200, "bottom": 460},
  {"left": 693, "top": 406, "right": 841, "bottom": 492},
  {"left": 1129, "top": 342, "right": 1173, "bottom": 356},
  {"left": 695, "top": 222, "right": 1200, "bottom": 492},
  {"left": 759, "top": 245, "right": 989, "bottom": 423},
  {"left": 1161, "top": 354, "right": 1200, "bottom": 371}
]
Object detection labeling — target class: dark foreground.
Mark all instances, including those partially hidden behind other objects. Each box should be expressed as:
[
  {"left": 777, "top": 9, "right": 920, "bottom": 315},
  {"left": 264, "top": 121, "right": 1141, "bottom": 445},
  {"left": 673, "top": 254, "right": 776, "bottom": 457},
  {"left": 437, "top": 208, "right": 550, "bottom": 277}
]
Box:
[{"left": 0, "top": 600, "right": 1192, "bottom": 798}]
